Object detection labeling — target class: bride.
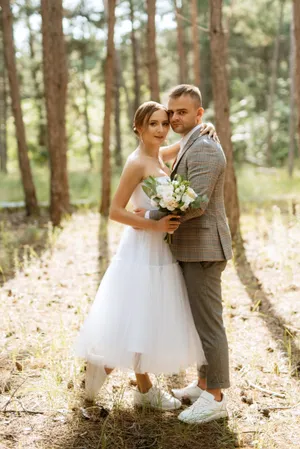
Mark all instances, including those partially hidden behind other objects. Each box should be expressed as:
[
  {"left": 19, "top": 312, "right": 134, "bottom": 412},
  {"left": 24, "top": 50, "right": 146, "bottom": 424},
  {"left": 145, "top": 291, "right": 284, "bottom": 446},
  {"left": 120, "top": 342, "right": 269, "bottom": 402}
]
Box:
[{"left": 75, "top": 101, "right": 216, "bottom": 410}]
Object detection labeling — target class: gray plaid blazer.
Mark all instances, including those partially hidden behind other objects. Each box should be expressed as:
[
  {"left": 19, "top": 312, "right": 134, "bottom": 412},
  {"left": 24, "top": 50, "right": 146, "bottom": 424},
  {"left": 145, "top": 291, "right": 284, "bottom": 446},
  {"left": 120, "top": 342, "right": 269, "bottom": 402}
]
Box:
[{"left": 149, "top": 128, "right": 232, "bottom": 262}]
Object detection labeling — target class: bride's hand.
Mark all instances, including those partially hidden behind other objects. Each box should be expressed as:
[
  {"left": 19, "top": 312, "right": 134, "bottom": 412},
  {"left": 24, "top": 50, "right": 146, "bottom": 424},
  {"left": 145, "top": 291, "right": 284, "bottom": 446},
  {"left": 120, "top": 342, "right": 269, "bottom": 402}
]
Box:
[
  {"left": 200, "top": 122, "right": 220, "bottom": 143},
  {"left": 153, "top": 215, "right": 181, "bottom": 233}
]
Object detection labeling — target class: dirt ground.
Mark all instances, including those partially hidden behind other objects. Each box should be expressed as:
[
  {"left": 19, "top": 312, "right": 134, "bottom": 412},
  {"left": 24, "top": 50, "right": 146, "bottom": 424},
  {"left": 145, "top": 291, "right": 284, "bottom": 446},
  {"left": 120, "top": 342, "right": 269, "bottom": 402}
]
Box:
[{"left": 0, "top": 209, "right": 299, "bottom": 449}]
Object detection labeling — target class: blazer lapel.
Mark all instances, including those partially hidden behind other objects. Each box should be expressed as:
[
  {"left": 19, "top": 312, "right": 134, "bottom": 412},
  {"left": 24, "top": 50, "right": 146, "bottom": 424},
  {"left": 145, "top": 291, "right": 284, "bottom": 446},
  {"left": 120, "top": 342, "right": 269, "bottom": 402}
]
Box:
[{"left": 171, "top": 127, "right": 202, "bottom": 176}]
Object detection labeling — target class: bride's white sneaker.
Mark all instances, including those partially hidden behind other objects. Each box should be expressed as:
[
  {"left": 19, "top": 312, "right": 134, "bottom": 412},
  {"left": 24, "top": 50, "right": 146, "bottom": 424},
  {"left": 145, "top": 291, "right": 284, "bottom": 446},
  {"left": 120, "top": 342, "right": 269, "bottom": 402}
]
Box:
[
  {"left": 134, "top": 386, "right": 182, "bottom": 410},
  {"left": 178, "top": 391, "right": 228, "bottom": 424},
  {"left": 85, "top": 362, "right": 107, "bottom": 401},
  {"left": 172, "top": 380, "right": 203, "bottom": 404}
]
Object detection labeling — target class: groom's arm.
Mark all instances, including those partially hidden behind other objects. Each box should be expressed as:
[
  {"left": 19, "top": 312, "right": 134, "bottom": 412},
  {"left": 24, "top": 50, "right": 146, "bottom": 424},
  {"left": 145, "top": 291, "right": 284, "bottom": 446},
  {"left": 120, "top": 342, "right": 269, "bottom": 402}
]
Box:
[
  {"left": 180, "top": 139, "right": 225, "bottom": 223},
  {"left": 148, "top": 210, "right": 167, "bottom": 220}
]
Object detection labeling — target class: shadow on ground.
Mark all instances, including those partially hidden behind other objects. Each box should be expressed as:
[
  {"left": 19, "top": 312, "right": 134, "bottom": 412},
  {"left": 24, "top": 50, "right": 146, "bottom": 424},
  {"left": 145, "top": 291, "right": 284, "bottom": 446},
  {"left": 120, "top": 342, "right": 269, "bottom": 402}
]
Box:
[
  {"left": 43, "top": 404, "right": 238, "bottom": 449},
  {"left": 234, "top": 234, "right": 300, "bottom": 376}
]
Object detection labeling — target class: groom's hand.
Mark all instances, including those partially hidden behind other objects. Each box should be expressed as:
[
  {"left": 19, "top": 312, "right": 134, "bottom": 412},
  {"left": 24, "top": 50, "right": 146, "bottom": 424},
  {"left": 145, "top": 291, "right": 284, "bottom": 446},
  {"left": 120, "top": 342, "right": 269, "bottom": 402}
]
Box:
[
  {"left": 132, "top": 208, "right": 148, "bottom": 230},
  {"left": 200, "top": 123, "right": 220, "bottom": 143},
  {"left": 134, "top": 208, "right": 147, "bottom": 217}
]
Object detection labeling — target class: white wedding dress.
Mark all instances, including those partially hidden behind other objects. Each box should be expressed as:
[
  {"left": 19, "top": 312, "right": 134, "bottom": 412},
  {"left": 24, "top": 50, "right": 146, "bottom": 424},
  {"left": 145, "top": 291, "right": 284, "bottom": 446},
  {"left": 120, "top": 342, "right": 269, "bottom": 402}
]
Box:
[{"left": 75, "top": 177, "right": 206, "bottom": 374}]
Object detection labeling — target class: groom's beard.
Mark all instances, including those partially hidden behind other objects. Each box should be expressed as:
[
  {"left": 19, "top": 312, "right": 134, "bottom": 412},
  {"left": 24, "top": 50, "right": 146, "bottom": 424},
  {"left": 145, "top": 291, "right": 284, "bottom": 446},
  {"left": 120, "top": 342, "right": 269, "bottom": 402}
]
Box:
[{"left": 171, "top": 123, "right": 194, "bottom": 136}]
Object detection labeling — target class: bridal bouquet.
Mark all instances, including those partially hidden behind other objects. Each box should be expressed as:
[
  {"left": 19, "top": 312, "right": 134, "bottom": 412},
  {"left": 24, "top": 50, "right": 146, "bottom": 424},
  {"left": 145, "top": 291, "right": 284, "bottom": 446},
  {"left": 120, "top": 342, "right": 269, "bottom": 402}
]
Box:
[{"left": 142, "top": 175, "right": 208, "bottom": 243}]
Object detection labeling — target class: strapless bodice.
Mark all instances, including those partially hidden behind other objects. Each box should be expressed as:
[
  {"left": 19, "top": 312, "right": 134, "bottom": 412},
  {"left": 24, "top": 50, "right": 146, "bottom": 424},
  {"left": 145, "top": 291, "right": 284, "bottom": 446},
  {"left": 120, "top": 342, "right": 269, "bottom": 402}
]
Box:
[{"left": 130, "top": 176, "right": 170, "bottom": 210}]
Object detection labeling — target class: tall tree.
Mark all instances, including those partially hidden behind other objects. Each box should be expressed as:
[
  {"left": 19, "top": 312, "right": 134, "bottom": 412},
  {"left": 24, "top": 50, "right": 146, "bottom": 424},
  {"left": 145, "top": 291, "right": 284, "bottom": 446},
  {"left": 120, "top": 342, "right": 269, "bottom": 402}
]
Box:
[
  {"left": 1, "top": 0, "right": 38, "bottom": 214},
  {"left": 209, "top": 0, "right": 240, "bottom": 239},
  {"left": 174, "top": 0, "right": 187, "bottom": 84},
  {"left": 129, "top": 0, "right": 141, "bottom": 113},
  {"left": 266, "top": 0, "right": 285, "bottom": 166},
  {"left": 293, "top": 0, "right": 300, "bottom": 152},
  {"left": 0, "top": 8, "right": 7, "bottom": 173},
  {"left": 100, "top": 0, "right": 116, "bottom": 216},
  {"left": 114, "top": 51, "right": 122, "bottom": 169},
  {"left": 146, "top": 0, "right": 160, "bottom": 102},
  {"left": 288, "top": 10, "right": 296, "bottom": 177},
  {"left": 191, "top": 0, "right": 200, "bottom": 87},
  {"left": 80, "top": 41, "right": 93, "bottom": 170},
  {"left": 41, "top": 0, "right": 69, "bottom": 225},
  {"left": 25, "top": 0, "right": 47, "bottom": 153}
]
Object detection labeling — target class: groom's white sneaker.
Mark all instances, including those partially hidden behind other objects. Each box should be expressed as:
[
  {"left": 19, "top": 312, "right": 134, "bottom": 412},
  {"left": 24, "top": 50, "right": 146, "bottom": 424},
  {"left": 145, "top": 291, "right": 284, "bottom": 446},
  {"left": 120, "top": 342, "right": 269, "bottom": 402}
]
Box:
[
  {"left": 134, "top": 386, "right": 182, "bottom": 410},
  {"left": 172, "top": 380, "right": 203, "bottom": 404},
  {"left": 178, "top": 391, "right": 228, "bottom": 424}
]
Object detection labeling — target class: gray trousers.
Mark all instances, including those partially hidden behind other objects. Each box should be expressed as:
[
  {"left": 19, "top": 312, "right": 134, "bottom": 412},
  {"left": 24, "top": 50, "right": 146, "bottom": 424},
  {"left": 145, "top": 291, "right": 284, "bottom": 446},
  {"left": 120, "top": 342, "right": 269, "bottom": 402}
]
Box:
[{"left": 179, "top": 261, "right": 230, "bottom": 389}]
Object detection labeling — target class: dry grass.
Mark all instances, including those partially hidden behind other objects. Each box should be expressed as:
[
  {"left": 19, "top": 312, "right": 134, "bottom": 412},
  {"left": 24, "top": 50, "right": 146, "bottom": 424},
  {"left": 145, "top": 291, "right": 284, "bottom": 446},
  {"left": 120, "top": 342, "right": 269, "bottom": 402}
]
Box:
[{"left": 0, "top": 207, "right": 299, "bottom": 449}]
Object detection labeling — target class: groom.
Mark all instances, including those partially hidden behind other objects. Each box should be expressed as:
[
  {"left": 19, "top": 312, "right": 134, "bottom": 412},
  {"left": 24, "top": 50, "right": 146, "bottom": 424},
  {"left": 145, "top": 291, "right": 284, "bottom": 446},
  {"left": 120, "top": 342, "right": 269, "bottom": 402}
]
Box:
[{"left": 143, "top": 84, "right": 232, "bottom": 424}]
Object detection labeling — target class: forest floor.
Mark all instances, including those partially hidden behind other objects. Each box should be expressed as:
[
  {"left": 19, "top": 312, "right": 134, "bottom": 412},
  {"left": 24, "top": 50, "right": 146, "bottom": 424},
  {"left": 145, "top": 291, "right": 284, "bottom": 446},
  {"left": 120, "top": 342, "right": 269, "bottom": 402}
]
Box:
[{"left": 0, "top": 206, "right": 299, "bottom": 449}]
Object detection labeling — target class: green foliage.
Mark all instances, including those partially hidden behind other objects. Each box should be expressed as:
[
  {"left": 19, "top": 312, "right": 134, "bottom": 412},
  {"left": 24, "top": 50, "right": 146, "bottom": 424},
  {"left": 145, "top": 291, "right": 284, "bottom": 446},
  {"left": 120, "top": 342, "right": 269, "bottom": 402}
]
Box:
[{"left": 3, "top": 0, "right": 298, "bottom": 195}]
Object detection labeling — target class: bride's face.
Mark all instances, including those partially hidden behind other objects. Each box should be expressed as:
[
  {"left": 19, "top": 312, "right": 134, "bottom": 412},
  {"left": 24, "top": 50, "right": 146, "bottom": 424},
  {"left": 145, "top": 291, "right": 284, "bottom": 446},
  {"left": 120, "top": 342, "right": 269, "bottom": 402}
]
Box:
[{"left": 139, "top": 110, "right": 170, "bottom": 146}]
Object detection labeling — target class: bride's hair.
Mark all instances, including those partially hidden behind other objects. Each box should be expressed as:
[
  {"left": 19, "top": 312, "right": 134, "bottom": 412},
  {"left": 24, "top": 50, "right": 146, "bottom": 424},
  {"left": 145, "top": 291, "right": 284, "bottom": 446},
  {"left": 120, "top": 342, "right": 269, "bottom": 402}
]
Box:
[{"left": 133, "top": 101, "right": 168, "bottom": 136}]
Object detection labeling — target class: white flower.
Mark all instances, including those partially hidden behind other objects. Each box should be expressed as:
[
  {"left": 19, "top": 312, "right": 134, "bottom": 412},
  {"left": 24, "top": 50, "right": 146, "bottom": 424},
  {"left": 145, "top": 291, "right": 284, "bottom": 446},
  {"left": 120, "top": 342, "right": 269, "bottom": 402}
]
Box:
[
  {"left": 182, "top": 193, "right": 194, "bottom": 208},
  {"left": 156, "top": 184, "right": 174, "bottom": 199},
  {"left": 186, "top": 187, "right": 197, "bottom": 199},
  {"left": 180, "top": 203, "right": 189, "bottom": 211},
  {"left": 164, "top": 198, "right": 178, "bottom": 211}
]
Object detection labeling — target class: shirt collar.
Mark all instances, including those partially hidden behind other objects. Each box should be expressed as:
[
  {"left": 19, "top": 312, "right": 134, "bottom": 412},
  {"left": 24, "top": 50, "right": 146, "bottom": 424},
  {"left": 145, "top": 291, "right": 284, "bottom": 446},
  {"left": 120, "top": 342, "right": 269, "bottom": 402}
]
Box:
[{"left": 179, "top": 124, "right": 202, "bottom": 153}]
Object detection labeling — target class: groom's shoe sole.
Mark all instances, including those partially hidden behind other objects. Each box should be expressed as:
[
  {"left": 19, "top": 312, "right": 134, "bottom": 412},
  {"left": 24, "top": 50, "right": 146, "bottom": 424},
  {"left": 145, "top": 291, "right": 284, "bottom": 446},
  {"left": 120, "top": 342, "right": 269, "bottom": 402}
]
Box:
[{"left": 178, "top": 410, "right": 228, "bottom": 424}]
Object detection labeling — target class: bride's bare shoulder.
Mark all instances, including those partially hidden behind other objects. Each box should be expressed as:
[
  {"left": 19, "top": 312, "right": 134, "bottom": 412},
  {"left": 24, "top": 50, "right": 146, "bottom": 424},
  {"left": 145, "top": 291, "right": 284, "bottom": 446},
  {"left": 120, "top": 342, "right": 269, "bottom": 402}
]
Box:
[{"left": 122, "top": 151, "right": 145, "bottom": 178}]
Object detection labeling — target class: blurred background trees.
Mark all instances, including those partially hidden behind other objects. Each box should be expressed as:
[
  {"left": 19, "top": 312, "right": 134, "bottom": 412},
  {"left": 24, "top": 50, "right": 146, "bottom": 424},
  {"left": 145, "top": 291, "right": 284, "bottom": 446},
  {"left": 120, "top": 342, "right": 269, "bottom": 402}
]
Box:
[{"left": 0, "top": 0, "right": 298, "bottom": 230}]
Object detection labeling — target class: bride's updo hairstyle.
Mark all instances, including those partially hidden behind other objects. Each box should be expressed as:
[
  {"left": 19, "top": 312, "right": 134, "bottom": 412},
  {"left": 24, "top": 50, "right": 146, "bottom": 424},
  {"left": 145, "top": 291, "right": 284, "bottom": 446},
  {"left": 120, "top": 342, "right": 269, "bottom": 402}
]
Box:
[{"left": 133, "top": 101, "right": 169, "bottom": 137}]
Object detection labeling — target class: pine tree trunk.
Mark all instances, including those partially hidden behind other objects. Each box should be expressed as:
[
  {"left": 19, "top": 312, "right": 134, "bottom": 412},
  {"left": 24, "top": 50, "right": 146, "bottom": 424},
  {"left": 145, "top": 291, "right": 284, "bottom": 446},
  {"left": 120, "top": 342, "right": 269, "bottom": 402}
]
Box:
[
  {"left": 129, "top": 0, "right": 141, "bottom": 113},
  {"left": 288, "top": 11, "right": 296, "bottom": 177},
  {"left": 25, "top": 0, "right": 47, "bottom": 152},
  {"left": 266, "top": 0, "right": 285, "bottom": 166},
  {"left": 0, "top": 9, "right": 7, "bottom": 173},
  {"left": 41, "top": 0, "right": 69, "bottom": 226},
  {"left": 1, "top": 0, "right": 38, "bottom": 215},
  {"left": 174, "top": 1, "right": 187, "bottom": 84},
  {"left": 191, "top": 0, "right": 201, "bottom": 87},
  {"left": 209, "top": 0, "right": 240, "bottom": 239},
  {"left": 100, "top": 0, "right": 116, "bottom": 216},
  {"left": 82, "top": 50, "right": 93, "bottom": 170},
  {"left": 114, "top": 51, "right": 122, "bottom": 169},
  {"left": 293, "top": 0, "right": 300, "bottom": 155},
  {"left": 146, "top": 0, "right": 160, "bottom": 102}
]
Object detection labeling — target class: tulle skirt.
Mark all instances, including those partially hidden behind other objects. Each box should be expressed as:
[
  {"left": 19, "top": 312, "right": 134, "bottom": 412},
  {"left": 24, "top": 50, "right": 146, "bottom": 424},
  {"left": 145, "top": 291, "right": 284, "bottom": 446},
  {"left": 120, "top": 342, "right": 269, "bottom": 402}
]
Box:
[{"left": 75, "top": 226, "right": 206, "bottom": 374}]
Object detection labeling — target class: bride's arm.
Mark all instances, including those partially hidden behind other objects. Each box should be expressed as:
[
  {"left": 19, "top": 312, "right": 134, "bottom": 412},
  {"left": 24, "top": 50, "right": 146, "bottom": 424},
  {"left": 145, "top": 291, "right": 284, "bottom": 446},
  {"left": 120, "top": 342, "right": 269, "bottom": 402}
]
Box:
[
  {"left": 159, "top": 122, "right": 219, "bottom": 162},
  {"left": 109, "top": 159, "right": 180, "bottom": 232}
]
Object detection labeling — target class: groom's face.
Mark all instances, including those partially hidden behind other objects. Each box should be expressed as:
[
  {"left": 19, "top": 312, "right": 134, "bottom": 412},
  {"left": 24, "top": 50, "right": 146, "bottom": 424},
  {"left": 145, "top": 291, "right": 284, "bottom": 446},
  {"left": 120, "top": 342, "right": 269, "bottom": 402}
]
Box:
[{"left": 168, "top": 95, "right": 204, "bottom": 136}]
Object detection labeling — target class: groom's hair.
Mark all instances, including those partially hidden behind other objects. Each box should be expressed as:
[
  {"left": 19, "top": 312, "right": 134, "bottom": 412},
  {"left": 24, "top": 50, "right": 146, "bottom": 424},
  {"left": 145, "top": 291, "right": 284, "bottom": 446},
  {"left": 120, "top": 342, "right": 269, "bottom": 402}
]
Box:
[{"left": 169, "top": 84, "right": 202, "bottom": 107}]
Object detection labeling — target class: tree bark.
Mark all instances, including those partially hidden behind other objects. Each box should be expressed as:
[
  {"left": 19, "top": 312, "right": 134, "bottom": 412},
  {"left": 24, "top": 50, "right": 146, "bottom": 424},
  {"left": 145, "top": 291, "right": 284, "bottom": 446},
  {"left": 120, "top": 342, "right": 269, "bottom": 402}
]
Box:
[
  {"left": 266, "top": 0, "right": 285, "bottom": 166},
  {"left": 25, "top": 0, "right": 47, "bottom": 151},
  {"left": 114, "top": 51, "right": 122, "bottom": 169},
  {"left": 100, "top": 0, "right": 116, "bottom": 216},
  {"left": 0, "top": 9, "right": 7, "bottom": 173},
  {"left": 209, "top": 0, "right": 240, "bottom": 239},
  {"left": 81, "top": 49, "right": 93, "bottom": 170},
  {"left": 146, "top": 0, "right": 160, "bottom": 102},
  {"left": 174, "top": 0, "right": 187, "bottom": 84},
  {"left": 288, "top": 11, "right": 296, "bottom": 177},
  {"left": 191, "top": 0, "right": 201, "bottom": 87},
  {"left": 129, "top": 0, "right": 141, "bottom": 113},
  {"left": 293, "top": 0, "right": 300, "bottom": 156},
  {"left": 41, "top": 0, "right": 69, "bottom": 226},
  {"left": 1, "top": 0, "right": 38, "bottom": 214}
]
